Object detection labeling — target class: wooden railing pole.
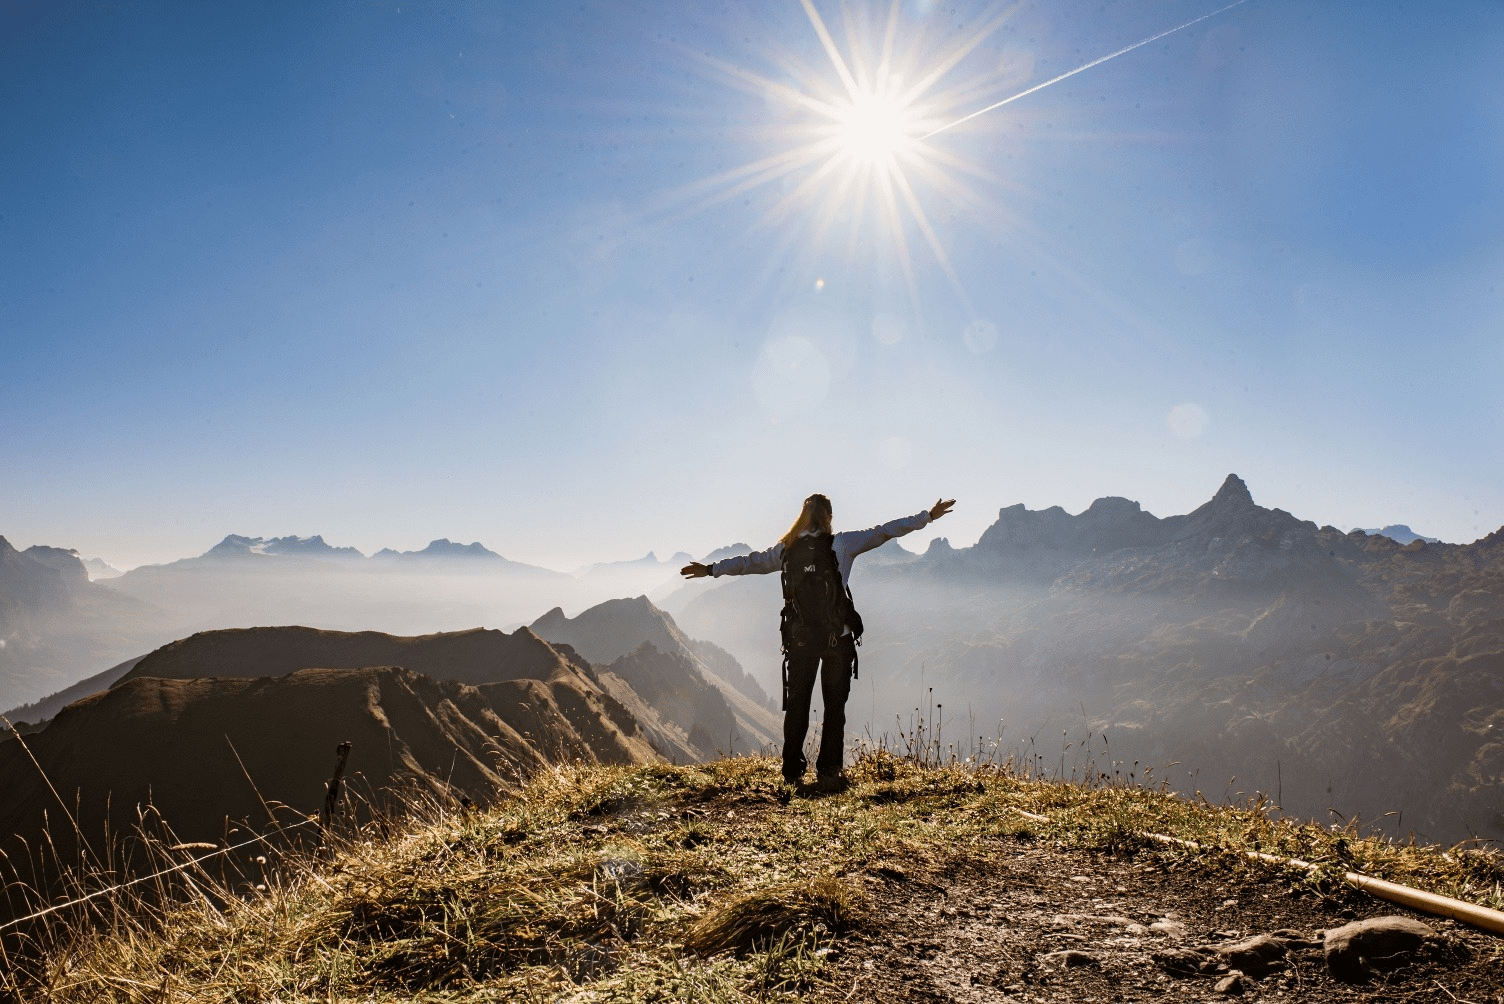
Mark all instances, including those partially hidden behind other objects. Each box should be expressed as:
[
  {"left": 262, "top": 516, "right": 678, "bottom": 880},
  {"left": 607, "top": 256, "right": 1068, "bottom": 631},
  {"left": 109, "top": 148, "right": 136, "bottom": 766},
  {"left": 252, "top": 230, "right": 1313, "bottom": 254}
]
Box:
[{"left": 322, "top": 742, "right": 352, "bottom": 829}]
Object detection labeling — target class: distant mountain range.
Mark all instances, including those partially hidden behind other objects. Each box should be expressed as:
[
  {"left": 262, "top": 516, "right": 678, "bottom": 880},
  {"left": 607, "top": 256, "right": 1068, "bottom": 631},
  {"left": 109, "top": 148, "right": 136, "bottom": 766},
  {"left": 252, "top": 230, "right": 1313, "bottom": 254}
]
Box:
[
  {"left": 204, "top": 533, "right": 366, "bottom": 559},
  {"left": 5, "top": 485, "right": 1494, "bottom": 846},
  {"left": 1357, "top": 524, "right": 1441, "bottom": 545},
  {"left": 671, "top": 475, "right": 1504, "bottom": 843},
  {"left": 373, "top": 538, "right": 531, "bottom": 562},
  {"left": 187, "top": 533, "right": 561, "bottom": 571},
  {"left": 0, "top": 529, "right": 764, "bottom": 713}
]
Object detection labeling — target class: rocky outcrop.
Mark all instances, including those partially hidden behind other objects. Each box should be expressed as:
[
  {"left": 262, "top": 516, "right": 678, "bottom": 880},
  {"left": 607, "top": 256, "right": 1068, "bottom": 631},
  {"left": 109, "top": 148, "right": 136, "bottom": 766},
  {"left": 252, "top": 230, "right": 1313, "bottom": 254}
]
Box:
[
  {"left": 1324, "top": 916, "right": 1441, "bottom": 982},
  {"left": 531, "top": 596, "right": 779, "bottom": 727},
  {"left": 598, "top": 642, "right": 740, "bottom": 758}
]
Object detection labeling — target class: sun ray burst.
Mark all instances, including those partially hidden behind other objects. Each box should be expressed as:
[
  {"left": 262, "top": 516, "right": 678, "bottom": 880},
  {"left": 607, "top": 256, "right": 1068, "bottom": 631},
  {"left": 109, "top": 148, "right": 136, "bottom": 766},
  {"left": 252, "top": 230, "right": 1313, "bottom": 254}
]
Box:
[
  {"left": 657, "top": 0, "right": 1249, "bottom": 312},
  {"left": 663, "top": 0, "right": 1025, "bottom": 307}
]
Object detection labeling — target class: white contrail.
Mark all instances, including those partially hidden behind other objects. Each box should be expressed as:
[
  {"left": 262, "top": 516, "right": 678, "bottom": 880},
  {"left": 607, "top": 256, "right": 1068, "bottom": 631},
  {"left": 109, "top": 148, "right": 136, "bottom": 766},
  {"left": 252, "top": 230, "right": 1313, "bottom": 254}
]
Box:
[{"left": 921, "top": 0, "right": 1252, "bottom": 139}]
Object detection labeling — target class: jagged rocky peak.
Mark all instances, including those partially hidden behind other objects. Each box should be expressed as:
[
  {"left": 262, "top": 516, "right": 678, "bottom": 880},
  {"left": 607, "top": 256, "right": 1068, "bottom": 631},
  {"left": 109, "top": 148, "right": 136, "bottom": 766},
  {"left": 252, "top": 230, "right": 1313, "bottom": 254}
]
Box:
[
  {"left": 1165, "top": 473, "right": 1323, "bottom": 557},
  {"left": 1209, "top": 473, "right": 1255, "bottom": 508},
  {"left": 1080, "top": 496, "right": 1146, "bottom": 519}
]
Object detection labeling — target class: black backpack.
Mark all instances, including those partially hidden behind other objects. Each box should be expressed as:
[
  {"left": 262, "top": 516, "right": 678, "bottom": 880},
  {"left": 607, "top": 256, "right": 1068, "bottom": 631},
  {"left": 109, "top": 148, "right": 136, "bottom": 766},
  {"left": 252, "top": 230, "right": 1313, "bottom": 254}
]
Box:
[{"left": 778, "top": 533, "right": 864, "bottom": 708}]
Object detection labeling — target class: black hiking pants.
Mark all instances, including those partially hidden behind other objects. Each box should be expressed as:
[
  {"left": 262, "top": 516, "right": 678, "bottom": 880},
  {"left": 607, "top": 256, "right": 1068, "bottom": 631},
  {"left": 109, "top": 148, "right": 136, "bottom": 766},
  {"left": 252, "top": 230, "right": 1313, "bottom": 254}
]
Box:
[{"left": 782, "top": 634, "right": 856, "bottom": 782}]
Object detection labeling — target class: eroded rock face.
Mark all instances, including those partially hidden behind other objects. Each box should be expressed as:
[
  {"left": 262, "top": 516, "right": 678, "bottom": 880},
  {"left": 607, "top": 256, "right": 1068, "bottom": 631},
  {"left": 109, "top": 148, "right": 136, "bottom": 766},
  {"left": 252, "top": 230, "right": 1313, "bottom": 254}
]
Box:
[{"left": 1323, "top": 915, "right": 1440, "bottom": 982}]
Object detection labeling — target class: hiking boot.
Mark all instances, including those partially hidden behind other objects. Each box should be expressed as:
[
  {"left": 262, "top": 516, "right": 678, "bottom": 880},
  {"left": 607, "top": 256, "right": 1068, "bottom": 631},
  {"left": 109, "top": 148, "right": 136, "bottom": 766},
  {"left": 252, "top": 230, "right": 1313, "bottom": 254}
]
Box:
[{"left": 813, "top": 772, "right": 849, "bottom": 793}]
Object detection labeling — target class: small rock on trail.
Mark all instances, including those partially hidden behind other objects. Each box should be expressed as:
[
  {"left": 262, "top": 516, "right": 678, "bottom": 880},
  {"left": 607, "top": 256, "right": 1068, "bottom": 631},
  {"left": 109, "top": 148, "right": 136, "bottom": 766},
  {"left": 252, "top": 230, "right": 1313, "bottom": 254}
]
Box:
[
  {"left": 1215, "top": 934, "right": 1287, "bottom": 977},
  {"left": 1323, "top": 915, "right": 1443, "bottom": 983}
]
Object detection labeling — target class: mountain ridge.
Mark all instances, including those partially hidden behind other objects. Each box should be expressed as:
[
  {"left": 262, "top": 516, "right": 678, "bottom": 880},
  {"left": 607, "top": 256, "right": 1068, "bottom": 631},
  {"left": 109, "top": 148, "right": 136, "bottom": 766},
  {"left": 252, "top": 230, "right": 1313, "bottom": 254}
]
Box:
[
  {"left": 665, "top": 474, "right": 1504, "bottom": 842},
  {"left": 0, "top": 661, "right": 658, "bottom": 854},
  {"left": 530, "top": 596, "right": 780, "bottom": 750}
]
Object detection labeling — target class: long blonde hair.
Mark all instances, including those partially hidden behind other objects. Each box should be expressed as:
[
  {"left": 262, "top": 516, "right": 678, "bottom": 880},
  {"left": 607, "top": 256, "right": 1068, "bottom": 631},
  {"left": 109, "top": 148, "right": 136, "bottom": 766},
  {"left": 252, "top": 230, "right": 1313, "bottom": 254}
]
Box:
[{"left": 780, "top": 494, "right": 833, "bottom": 550}]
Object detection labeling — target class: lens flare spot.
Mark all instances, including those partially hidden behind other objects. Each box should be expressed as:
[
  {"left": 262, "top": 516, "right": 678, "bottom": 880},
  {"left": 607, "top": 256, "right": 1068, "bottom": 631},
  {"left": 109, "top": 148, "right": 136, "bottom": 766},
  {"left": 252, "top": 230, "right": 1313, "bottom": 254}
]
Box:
[{"left": 1166, "top": 403, "right": 1210, "bottom": 439}]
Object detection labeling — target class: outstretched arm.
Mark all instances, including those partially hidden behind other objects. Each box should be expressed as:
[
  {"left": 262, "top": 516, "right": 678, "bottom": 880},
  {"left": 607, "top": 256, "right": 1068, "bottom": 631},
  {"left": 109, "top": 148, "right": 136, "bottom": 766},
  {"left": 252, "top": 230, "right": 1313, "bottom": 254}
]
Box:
[
  {"left": 837, "top": 498, "right": 956, "bottom": 559},
  {"left": 680, "top": 542, "right": 783, "bottom": 579}
]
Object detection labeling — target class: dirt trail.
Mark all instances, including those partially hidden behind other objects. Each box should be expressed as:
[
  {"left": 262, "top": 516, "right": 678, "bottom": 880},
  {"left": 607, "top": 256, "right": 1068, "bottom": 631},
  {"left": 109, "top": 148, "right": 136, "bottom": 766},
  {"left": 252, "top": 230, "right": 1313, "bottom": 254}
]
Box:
[{"left": 822, "top": 831, "right": 1502, "bottom": 1003}]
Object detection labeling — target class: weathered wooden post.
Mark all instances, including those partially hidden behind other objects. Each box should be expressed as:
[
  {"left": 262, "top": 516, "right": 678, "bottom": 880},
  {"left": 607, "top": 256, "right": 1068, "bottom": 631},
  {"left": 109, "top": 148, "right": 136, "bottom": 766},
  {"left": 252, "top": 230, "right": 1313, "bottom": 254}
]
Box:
[{"left": 322, "top": 741, "right": 352, "bottom": 829}]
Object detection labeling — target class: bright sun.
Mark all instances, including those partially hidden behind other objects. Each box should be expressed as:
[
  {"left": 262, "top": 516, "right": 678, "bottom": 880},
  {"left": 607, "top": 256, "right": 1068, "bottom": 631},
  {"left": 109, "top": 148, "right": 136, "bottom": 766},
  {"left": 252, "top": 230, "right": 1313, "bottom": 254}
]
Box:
[
  {"left": 674, "top": 0, "right": 1024, "bottom": 305},
  {"left": 674, "top": 0, "right": 1252, "bottom": 308},
  {"left": 833, "top": 88, "right": 914, "bottom": 165},
  {"left": 673, "top": 0, "right": 1016, "bottom": 304}
]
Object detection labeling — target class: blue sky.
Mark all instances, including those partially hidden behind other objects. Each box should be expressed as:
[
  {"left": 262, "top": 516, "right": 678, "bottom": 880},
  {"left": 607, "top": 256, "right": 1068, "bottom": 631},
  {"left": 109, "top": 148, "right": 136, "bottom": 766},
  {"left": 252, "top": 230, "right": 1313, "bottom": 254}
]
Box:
[{"left": 2, "top": 0, "right": 1501, "bottom": 570}]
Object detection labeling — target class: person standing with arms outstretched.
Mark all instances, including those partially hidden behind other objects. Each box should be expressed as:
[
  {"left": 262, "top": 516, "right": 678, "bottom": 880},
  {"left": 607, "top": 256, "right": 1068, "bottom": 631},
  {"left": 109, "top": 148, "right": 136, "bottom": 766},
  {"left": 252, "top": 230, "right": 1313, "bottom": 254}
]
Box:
[{"left": 681, "top": 495, "right": 955, "bottom": 790}]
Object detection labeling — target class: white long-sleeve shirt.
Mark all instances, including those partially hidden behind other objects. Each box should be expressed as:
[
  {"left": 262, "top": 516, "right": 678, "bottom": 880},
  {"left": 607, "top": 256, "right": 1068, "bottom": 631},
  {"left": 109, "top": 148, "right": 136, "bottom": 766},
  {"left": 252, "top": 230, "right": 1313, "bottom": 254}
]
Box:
[{"left": 706, "top": 509, "right": 932, "bottom": 587}]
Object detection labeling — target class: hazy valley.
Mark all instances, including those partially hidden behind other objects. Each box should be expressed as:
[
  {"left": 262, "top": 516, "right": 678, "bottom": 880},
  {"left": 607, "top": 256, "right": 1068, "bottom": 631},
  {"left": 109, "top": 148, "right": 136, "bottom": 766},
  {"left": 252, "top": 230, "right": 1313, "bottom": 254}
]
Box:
[
  {"left": 3, "top": 473, "right": 1501, "bottom": 866},
  {"left": 671, "top": 475, "right": 1504, "bottom": 844}
]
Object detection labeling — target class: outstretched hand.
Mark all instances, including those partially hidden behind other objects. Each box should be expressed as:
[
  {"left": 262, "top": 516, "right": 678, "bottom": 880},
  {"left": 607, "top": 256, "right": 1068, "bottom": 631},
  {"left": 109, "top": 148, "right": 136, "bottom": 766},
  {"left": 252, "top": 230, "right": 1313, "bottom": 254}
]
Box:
[
  {"left": 930, "top": 498, "right": 956, "bottom": 521},
  {"left": 680, "top": 562, "right": 711, "bottom": 579}
]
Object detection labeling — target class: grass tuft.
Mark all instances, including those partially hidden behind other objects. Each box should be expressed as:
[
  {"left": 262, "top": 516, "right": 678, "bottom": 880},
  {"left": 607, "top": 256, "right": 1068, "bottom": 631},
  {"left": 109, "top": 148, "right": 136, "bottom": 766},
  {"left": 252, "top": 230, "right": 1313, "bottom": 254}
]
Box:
[{"left": 684, "top": 875, "right": 865, "bottom": 956}]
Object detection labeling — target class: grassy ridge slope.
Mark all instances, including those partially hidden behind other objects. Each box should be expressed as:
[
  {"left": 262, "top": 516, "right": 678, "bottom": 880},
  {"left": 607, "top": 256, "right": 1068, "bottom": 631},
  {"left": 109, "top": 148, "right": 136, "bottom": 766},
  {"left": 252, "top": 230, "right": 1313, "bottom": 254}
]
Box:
[{"left": 8, "top": 756, "right": 1502, "bottom": 1002}]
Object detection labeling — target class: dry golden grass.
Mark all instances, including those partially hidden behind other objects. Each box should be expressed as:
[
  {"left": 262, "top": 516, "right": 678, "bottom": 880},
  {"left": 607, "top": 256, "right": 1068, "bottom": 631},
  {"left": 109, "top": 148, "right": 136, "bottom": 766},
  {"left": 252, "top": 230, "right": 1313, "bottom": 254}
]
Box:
[
  {"left": 684, "top": 875, "right": 864, "bottom": 956},
  {"left": 3, "top": 749, "right": 1500, "bottom": 1003}
]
